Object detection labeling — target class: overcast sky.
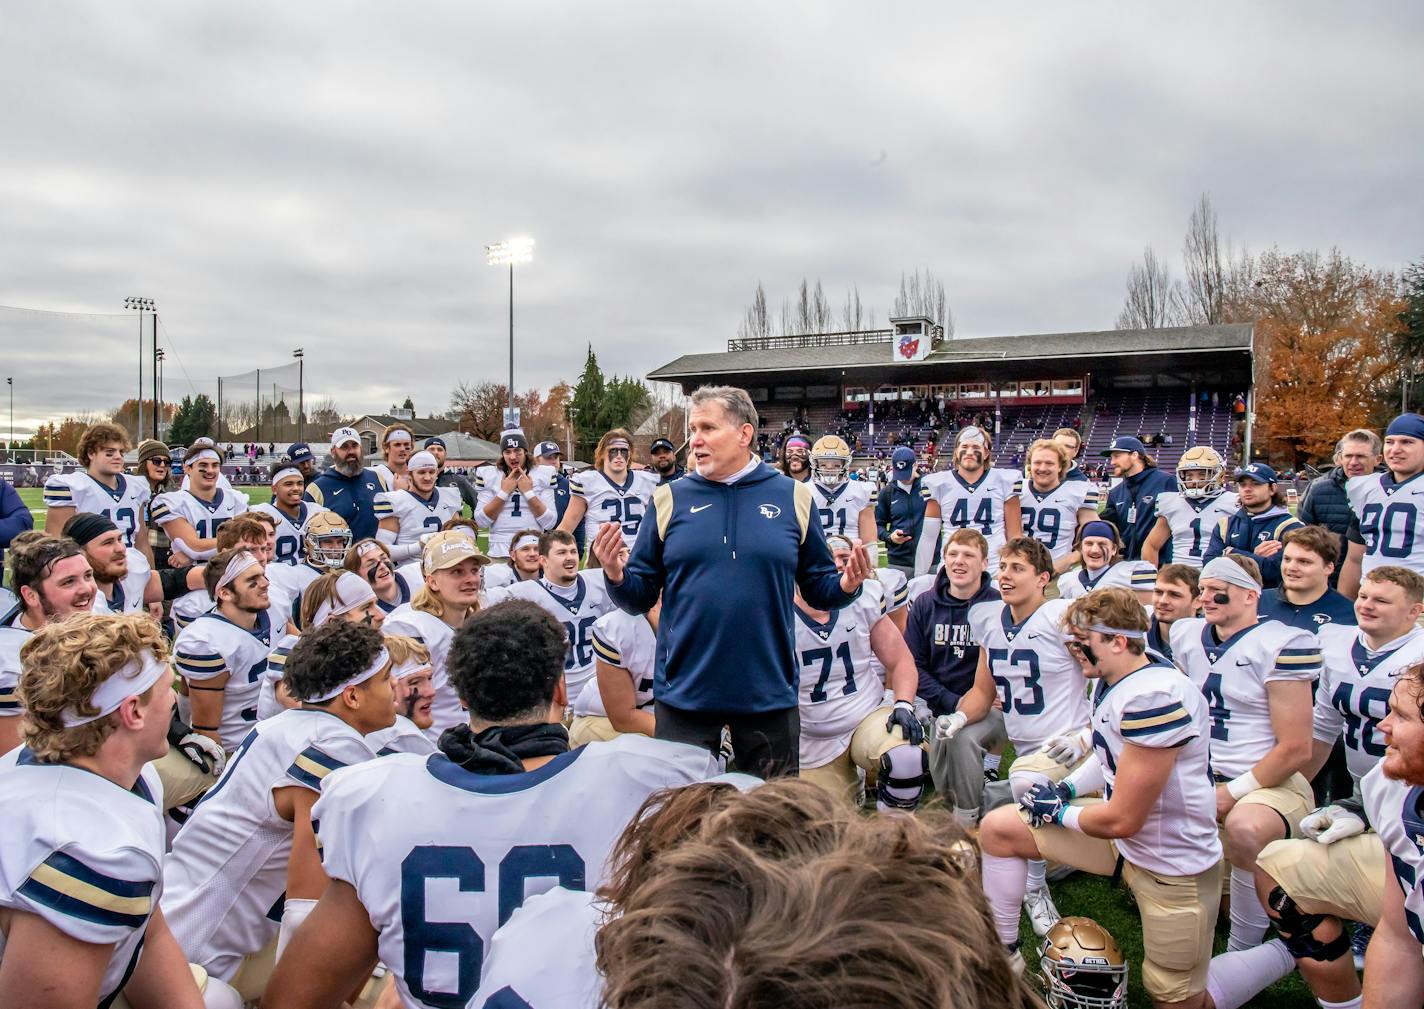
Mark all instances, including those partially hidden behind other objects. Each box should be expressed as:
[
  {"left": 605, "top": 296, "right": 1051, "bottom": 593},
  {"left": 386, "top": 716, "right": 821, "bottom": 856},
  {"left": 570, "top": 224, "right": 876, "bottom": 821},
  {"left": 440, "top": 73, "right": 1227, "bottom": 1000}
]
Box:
[{"left": 2, "top": 2, "right": 1421, "bottom": 438}]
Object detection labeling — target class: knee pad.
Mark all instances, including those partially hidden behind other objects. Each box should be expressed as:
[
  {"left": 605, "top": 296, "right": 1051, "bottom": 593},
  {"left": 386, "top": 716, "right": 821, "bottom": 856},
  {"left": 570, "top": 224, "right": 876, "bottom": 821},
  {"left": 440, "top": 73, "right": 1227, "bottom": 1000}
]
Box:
[
  {"left": 1266, "top": 887, "right": 1350, "bottom": 962},
  {"left": 877, "top": 745, "right": 928, "bottom": 812},
  {"left": 1008, "top": 769, "right": 1052, "bottom": 803}
]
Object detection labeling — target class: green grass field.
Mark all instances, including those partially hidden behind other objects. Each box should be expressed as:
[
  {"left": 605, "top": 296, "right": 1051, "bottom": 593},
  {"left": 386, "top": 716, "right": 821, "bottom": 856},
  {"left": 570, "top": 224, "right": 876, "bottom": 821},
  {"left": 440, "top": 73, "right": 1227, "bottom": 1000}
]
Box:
[{"left": 16, "top": 484, "right": 1317, "bottom": 1006}]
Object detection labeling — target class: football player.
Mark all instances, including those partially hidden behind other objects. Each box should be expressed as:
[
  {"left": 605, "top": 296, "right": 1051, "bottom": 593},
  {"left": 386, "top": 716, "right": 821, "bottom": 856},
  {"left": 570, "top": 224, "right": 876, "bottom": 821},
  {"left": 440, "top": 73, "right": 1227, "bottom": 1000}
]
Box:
[
  {"left": 169, "top": 514, "right": 282, "bottom": 632},
  {"left": 793, "top": 534, "right": 927, "bottom": 810},
  {"left": 0, "top": 613, "right": 233, "bottom": 1009},
  {"left": 1019, "top": 438, "right": 1100, "bottom": 575},
  {"left": 172, "top": 548, "right": 276, "bottom": 752},
  {"left": 252, "top": 462, "right": 317, "bottom": 565},
  {"left": 1169, "top": 555, "right": 1321, "bottom": 952},
  {"left": 149, "top": 442, "right": 248, "bottom": 564},
  {"left": 1056, "top": 520, "right": 1157, "bottom": 603},
  {"left": 1257, "top": 524, "right": 1357, "bottom": 631},
  {"left": 165, "top": 622, "right": 394, "bottom": 1001},
  {"left": 1360, "top": 660, "right": 1424, "bottom": 1007},
  {"left": 494, "top": 529, "right": 616, "bottom": 706},
  {"left": 936, "top": 536, "right": 1090, "bottom": 934},
  {"left": 982, "top": 588, "right": 1224, "bottom": 1009},
  {"left": 69, "top": 512, "right": 203, "bottom": 615},
  {"left": 265, "top": 512, "right": 352, "bottom": 628},
  {"left": 808, "top": 435, "right": 877, "bottom": 555},
  {"left": 779, "top": 433, "right": 812, "bottom": 482},
  {"left": 261, "top": 599, "right": 725, "bottom": 1009},
  {"left": 483, "top": 527, "right": 542, "bottom": 590},
  {"left": 1147, "top": 563, "right": 1200, "bottom": 661},
  {"left": 368, "top": 634, "right": 437, "bottom": 756},
  {"left": 1142, "top": 445, "right": 1239, "bottom": 569},
  {"left": 377, "top": 450, "right": 462, "bottom": 563},
  {"left": 1202, "top": 463, "right": 1304, "bottom": 589},
  {"left": 0, "top": 534, "right": 98, "bottom": 755},
  {"left": 344, "top": 537, "right": 413, "bottom": 614},
  {"left": 1053, "top": 426, "right": 1089, "bottom": 483},
  {"left": 1238, "top": 567, "right": 1424, "bottom": 1009},
  {"left": 1341, "top": 412, "right": 1424, "bottom": 597},
  {"left": 373, "top": 423, "right": 414, "bottom": 491},
  {"left": 476, "top": 430, "right": 555, "bottom": 557},
  {"left": 571, "top": 598, "right": 660, "bottom": 744},
  {"left": 530, "top": 439, "right": 584, "bottom": 556},
  {"left": 915, "top": 426, "right": 1023, "bottom": 577},
  {"left": 42, "top": 421, "right": 154, "bottom": 563},
  {"left": 560, "top": 429, "right": 659, "bottom": 551},
  {"left": 424, "top": 436, "right": 479, "bottom": 514},
  {"left": 383, "top": 531, "right": 492, "bottom": 740}
]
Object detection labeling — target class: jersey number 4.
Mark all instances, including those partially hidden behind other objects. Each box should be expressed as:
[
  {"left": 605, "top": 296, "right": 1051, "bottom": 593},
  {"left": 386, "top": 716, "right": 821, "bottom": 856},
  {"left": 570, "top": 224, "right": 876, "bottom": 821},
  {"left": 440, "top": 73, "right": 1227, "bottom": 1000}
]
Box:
[
  {"left": 400, "top": 843, "right": 586, "bottom": 1008},
  {"left": 949, "top": 497, "right": 994, "bottom": 535}
]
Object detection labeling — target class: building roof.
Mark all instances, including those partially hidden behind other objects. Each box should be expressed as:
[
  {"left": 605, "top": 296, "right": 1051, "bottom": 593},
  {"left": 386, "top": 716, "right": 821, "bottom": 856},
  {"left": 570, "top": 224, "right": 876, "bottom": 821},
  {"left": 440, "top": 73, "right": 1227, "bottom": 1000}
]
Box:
[
  {"left": 352, "top": 414, "right": 449, "bottom": 437},
  {"left": 648, "top": 323, "right": 1254, "bottom": 385}
]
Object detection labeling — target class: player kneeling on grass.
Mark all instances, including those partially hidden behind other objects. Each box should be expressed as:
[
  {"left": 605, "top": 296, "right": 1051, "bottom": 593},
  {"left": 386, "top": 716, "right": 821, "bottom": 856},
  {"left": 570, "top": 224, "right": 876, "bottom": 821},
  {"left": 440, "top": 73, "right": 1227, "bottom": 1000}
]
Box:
[
  {"left": 980, "top": 587, "right": 1226, "bottom": 1009},
  {"left": 793, "top": 532, "right": 926, "bottom": 810},
  {"left": 0, "top": 613, "right": 240, "bottom": 1009},
  {"left": 162, "top": 622, "right": 395, "bottom": 1004}
]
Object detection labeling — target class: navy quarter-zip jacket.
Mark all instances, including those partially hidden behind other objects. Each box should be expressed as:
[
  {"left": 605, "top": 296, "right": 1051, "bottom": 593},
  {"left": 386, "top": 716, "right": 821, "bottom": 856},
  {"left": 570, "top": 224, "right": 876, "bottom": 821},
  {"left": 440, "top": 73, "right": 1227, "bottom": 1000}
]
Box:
[{"left": 607, "top": 462, "right": 858, "bottom": 713}]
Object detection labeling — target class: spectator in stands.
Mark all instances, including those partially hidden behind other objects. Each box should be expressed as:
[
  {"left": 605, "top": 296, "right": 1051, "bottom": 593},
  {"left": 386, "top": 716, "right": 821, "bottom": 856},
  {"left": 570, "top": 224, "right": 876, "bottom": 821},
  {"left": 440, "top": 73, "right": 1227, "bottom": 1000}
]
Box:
[
  {"left": 1098, "top": 435, "right": 1176, "bottom": 560},
  {"left": 1053, "top": 427, "right": 1088, "bottom": 483},
  {"left": 1202, "top": 462, "right": 1304, "bottom": 589},
  {"left": 877, "top": 447, "right": 930, "bottom": 580},
  {"left": 0, "top": 473, "right": 33, "bottom": 574},
  {"left": 1297, "top": 429, "right": 1382, "bottom": 587}
]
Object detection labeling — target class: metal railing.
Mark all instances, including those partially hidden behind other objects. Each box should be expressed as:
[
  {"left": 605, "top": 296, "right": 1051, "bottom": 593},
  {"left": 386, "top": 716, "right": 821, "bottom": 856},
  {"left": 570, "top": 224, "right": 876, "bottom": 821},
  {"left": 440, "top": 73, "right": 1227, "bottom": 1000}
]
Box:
[{"left": 728, "top": 329, "right": 895, "bottom": 352}]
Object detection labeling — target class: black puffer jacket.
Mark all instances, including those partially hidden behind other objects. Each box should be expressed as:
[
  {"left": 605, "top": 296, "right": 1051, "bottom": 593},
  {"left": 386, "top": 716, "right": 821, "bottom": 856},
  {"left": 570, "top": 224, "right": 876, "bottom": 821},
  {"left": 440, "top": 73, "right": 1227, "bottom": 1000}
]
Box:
[{"left": 1298, "top": 466, "right": 1353, "bottom": 587}]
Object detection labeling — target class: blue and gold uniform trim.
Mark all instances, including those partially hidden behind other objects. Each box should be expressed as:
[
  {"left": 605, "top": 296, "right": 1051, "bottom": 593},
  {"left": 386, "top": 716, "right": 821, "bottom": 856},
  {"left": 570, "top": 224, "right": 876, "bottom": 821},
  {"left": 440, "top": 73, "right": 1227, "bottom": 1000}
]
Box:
[
  {"left": 1130, "top": 566, "right": 1159, "bottom": 589},
  {"left": 174, "top": 650, "right": 226, "bottom": 679},
  {"left": 42, "top": 480, "right": 73, "bottom": 506},
  {"left": 267, "top": 645, "right": 292, "bottom": 674},
  {"left": 0, "top": 684, "right": 19, "bottom": 712},
  {"left": 17, "top": 851, "right": 155, "bottom": 929},
  {"left": 1275, "top": 646, "right": 1323, "bottom": 676},
  {"left": 591, "top": 628, "right": 623, "bottom": 667},
  {"left": 373, "top": 498, "right": 393, "bottom": 518},
  {"left": 286, "top": 745, "right": 347, "bottom": 790},
  {"left": 1120, "top": 701, "right": 1193, "bottom": 738}
]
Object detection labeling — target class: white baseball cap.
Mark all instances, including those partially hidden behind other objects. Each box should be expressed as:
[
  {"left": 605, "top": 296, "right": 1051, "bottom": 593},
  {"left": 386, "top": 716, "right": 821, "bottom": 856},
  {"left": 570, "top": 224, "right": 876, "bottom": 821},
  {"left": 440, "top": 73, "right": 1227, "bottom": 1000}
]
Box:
[{"left": 332, "top": 427, "right": 361, "bottom": 447}]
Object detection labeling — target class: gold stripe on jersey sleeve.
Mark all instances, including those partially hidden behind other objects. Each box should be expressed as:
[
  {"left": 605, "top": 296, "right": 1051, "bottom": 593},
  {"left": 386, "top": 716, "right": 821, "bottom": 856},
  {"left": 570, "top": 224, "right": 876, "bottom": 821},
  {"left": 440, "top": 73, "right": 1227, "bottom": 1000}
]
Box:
[
  {"left": 28, "top": 862, "right": 153, "bottom": 917},
  {"left": 653, "top": 484, "right": 675, "bottom": 540},
  {"left": 1120, "top": 706, "right": 1189, "bottom": 732},
  {"left": 793, "top": 481, "right": 814, "bottom": 544}
]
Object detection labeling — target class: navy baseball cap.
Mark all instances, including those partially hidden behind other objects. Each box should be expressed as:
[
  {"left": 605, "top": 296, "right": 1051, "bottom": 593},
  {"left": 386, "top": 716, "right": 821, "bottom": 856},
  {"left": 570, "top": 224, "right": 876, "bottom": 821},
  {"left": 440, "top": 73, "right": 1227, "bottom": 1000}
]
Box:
[
  {"left": 534, "top": 440, "right": 561, "bottom": 458},
  {"left": 287, "top": 442, "right": 313, "bottom": 464},
  {"left": 1101, "top": 436, "right": 1147, "bottom": 457},
  {"left": 1234, "top": 462, "right": 1278, "bottom": 484},
  {"left": 650, "top": 438, "right": 675, "bottom": 453},
  {"left": 892, "top": 446, "right": 916, "bottom": 476},
  {"left": 424, "top": 436, "right": 447, "bottom": 450}
]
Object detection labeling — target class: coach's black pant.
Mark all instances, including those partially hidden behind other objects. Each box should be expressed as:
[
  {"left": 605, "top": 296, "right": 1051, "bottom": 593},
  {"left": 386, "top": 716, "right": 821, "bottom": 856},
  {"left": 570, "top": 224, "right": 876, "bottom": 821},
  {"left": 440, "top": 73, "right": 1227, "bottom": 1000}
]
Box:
[{"left": 654, "top": 701, "right": 800, "bottom": 779}]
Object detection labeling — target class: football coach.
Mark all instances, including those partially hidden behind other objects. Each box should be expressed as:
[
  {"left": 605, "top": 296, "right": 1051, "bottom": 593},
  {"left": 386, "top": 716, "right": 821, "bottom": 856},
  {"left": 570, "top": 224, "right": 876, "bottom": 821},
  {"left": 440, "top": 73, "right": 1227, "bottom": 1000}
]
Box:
[{"left": 593, "top": 385, "right": 872, "bottom": 778}]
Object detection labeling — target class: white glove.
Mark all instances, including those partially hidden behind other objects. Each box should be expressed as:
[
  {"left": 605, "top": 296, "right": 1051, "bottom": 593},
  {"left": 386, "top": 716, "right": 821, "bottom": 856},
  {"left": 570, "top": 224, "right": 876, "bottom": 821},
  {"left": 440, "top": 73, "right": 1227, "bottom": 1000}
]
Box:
[
  {"left": 1044, "top": 729, "right": 1091, "bottom": 766},
  {"left": 177, "top": 732, "right": 227, "bottom": 780},
  {"left": 934, "top": 711, "right": 967, "bottom": 741},
  {"left": 1300, "top": 804, "right": 1366, "bottom": 845}
]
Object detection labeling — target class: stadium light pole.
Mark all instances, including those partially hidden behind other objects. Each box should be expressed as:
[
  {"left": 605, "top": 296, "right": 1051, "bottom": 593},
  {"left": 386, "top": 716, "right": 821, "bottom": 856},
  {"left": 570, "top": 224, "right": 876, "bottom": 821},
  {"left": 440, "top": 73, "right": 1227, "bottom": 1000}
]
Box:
[
  {"left": 293, "top": 348, "right": 304, "bottom": 441},
  {"left": 155, "top": 349, "right": 166, "bottom": 429},
  {"left": 6, "top": 377, "right": 11, "bottom": 464},
  {"left": 485, "top": 237, "right": 534, "bottom": 424},
  {"left": 124, "top": 297, "right": 154, "bottom": 440}
]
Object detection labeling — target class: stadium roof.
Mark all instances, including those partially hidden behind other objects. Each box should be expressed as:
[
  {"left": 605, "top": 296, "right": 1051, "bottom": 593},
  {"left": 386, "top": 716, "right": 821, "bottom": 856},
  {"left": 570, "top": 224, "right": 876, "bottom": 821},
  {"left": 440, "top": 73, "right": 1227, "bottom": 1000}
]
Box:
[{"left": 648, "top": 323, "right": 1253, "bottom": 389}]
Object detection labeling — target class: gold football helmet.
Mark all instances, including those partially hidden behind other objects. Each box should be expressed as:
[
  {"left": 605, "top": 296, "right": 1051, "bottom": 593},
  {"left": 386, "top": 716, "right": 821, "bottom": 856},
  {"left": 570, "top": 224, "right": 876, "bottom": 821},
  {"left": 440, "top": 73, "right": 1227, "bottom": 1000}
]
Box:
[
  {"left": 810, "top": 435, "right": 853, "bottom": 487},
  {"left": 1039, "top": 916, "right": 1128, "bottom": 1009},
  {"left": 1176, "top": 445, "right": 1225, "bottom": 500},
  {"left": 303, "top": 512, "right": 352, "bottom": 569}
]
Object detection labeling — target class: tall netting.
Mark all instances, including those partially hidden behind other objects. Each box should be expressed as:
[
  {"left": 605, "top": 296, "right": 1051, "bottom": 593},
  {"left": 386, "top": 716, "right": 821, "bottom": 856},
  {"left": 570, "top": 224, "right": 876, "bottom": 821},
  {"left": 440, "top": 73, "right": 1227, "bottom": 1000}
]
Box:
[{"left": 216, "top": 361, "right": 306, "bottom": 442}]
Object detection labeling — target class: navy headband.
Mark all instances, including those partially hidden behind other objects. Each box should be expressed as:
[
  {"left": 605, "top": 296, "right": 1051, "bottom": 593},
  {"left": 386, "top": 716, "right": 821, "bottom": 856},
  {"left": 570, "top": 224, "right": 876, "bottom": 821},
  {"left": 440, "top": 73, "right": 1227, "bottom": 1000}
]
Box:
[
  {"left": 1386, "top": 414, "right": 1424, "bottom": 440},
  {"left": 1080, "top": 520, "right": 1117, "bottom": 542}
]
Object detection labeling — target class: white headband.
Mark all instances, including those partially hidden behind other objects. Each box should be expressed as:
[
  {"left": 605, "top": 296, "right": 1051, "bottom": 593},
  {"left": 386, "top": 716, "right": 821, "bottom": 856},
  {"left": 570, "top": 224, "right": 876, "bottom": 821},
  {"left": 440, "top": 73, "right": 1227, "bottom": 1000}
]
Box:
[
  {"left": 408, "top": 451, "right": 438, "bottom": 471},
  {"left": 957, "top": 427, "right": 987, "bottom": 447},
  {"left": 186, "top": 448, "right": 220, "bottom": 466},
  {"left": 391, "top": 655, "right": 432, "bottom": 681},
  {"left": 61, "top": 650, "right": 170, "bottom": 727},
  {"left": 1200, "top": 557, "right": 1263, "bottom": 592},
  {"left": 216, "top": 551, "right": 261, "bottom": 593},
  {"left": 311, "top": 572, "right": 378, "bottom": 627},
  {"left": 1083, "top": 622, "right": 1147, "bottom": 640},
  {"left": 384, "top": 428, "right": 413, "bottom": 444},
  {"left": 305, "top": 646, "right": 390, "bottom": 702},
  {"left": 825, "top": 534, "right": 855, "bottom": 553},
  {"left": 271, "top": 467, "right": 302, "bottom": 486}
]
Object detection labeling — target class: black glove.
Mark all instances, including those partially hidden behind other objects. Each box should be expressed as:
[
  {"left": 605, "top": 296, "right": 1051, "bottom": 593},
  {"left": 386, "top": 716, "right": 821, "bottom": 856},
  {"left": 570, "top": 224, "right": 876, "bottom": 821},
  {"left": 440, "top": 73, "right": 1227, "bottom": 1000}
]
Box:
[
  {"left": 887, "top": 701, "right": 924, "bottom": 746},
  {"left": 1020, "top": 780, "right": 1074, "bottom": 828}
]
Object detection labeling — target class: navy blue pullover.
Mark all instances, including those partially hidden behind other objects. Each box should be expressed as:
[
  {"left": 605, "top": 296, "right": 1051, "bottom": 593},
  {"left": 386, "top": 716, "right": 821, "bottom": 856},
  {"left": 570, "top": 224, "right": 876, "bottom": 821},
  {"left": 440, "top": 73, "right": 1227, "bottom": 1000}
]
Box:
[
  {"left": 875, "top": 476, "right": 930, "bottom": 568},
  {"left": 904, "top": 571, "right": 1000, "bottom": 716},
  {"left": 304, "top": 467, "right": 385, "bottom": 542},
  {"left": 1202, "top": 504, "right": 1303, "bottom": 589},
  {"left": 1258, "top": 587, "right": 1357, "bottom": 632},
  {"left": 1100, "top": 467, "right": 1177, "bottom": 560},
  {"left": 607, "top": 461, "right": 857, "bottom": 713}
]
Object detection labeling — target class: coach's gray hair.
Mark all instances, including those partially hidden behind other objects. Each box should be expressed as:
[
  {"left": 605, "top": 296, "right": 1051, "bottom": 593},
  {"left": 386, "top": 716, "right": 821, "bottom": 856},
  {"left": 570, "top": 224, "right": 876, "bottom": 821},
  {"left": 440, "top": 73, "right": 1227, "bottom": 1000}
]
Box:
[
  {"left": 1336, "top": 428, "right": 1382, "bottom": 459},
  {"left": 690, "top": 385, "right": 758, "bottom": 431}
]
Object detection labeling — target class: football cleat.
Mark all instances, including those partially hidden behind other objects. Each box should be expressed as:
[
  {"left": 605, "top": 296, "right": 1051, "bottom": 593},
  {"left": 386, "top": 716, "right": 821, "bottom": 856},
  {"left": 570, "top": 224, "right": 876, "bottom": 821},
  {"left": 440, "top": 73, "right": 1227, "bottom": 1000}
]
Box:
[
  {"left": 1039, "top": 916, "right": 1129, "bottom": 1009},
  {"left": 810, "top": 435, "right": 853, "bottom": 487},
  {"left": 1024, "top": 885, "right": 1062, "bottom": 937},
  {"left": 1176, "top": 445, "right": 1225, "bottom": 500}
]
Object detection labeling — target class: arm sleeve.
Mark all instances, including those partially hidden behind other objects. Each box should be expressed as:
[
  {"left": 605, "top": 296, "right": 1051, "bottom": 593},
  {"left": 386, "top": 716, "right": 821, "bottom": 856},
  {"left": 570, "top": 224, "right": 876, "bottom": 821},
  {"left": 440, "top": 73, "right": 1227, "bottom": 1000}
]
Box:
[
  {"left": 41, "top": 476, "right": 73, "bottom": 510},
  {"left": 473, "top": 480, "right": 499, "bottom": 529},
  {"left": 302, "top": 481, "right": 324, "bottom": 506},
  {"left": 13, "top": 844, "right": 159, "bottom": 945},
  {"left": 0, "top": 666, "right": 20, "bottom": 717},
  {"left": 173, "top": 632, "right": 228, "bottom": 681},
  {"left": 605, "top": 488, "right": 667, "bottom": 615},
  {"left": 0, "top": 482, "right": 34, "bottom": 546},
  {"left": 156, "top": 565, "right": 196, "bottom": 601}
]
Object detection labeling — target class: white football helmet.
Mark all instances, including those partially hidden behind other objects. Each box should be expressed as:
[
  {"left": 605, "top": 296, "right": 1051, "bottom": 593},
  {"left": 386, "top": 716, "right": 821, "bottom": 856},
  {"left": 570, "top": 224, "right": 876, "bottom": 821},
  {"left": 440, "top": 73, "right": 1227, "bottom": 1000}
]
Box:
[
  {"left": 1040, "top": 916, "right": 1128, "bottom": 1009},
  {"left": 810, "top": 435, "right": 853, "bottom": 487},
  {"left": 303, "top": 512, "right": 352, "bottom": 569},
  {"left": 1176, "top": 445, "right": 1225, "bottom": 500}
]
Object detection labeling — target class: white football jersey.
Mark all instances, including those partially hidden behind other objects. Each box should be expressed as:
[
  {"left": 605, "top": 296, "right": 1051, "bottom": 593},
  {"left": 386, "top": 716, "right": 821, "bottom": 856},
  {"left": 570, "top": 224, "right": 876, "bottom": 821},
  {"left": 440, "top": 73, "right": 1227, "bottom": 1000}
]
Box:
[
  {"left": 256, "top": 632, "right": 298, "bottom": 722},
  {"left": 571, "top": 468, "right": 659, "bottom": 548},
  {"left": 265, "top": 560, "right": 326, "bottom": 629},
  {"left": 149, "top": 486, "right": 247, "bottom": 560},
  {"left": 794, "top": 591, "right": 889, "bottom": 768},
  {"left": 0, "top": 605, "right": 32, "bottom": 722},
  {"left": 923, "top": 468, "right": 1023, "bottom": 571},
  {"left": 1088, "top": 662, "right": 1222, "bottom": 876},
  {"left": 1154, "top": 491, "right": 1239, "bottom": 568},
  {"left": 969, "top": 598, "right": 1089, "bottom": 756},
  {"left": 1315, "top": 625, "right": 1424, "bottom": 784},
  {"left": 382, "top": 605, "right": 462, "bottom": 741},
  {"left": 383, "top": 487, "right": 462, "bottom": 544},
  {"left": 42, "top": 471, "right": 151, "bottom": 548},
  {"left": 251, "top": 500, "right": 322, "bottom": 566},
  {"left": 906, "top": 573, "right": 936, "bottom": 603},
  {"left": 313, "top": 735, "right": 722, "bottom": 1009},
  {"left": 1362, "top": 761, "right": 1424, "bottom": 948},
  {"left": 877, "top": 567, "right": 910, "bottom": 615},
  {"left": 1020, "top": 480, "right": 1100, "bottom": 561},
  {"left": 1056, "top": 560, "right": 1157, "bottom": 601},
  {"left": 575, "top": 610, "right": 657, "bottom": 718},
  {"left": 470, "top": 887, "right": 603, "bottom": 1009},
  {"left": 164, "top": 708, "right": 377, "bottom": 979},
  {"left": 811, "top": 480, "right": 875, "bottom": 538},
  {"left": 91, "top": 547, "right": 151, "bottom": 615},
  {"left": 1347, "top": 472, "right": 1424, "bottom": 578},
  {"left": 1169, "top": 618, "right": 1322, "bottom": 779},
  {"left": 499, "top": 574, "right": 617, "bottom": 704},
  {"left": 173, "top": 610, "right": 277, "bottom": 751},
  {"left": 370, "top": 715, "right": 439, "bottom": 757},
  {"left": 0, "top": 750, "right": 164, "bottom": 1007},
  {"left": 475, "top": 465, "right": 556, "bottom": 557}
]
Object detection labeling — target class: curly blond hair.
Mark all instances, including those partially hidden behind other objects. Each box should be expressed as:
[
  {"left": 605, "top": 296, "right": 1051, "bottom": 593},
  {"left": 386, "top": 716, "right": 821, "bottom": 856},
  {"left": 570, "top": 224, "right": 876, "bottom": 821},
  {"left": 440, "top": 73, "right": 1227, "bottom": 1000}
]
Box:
[{"left": 18, "top": 613, "right": 169, "bottom": 762}]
